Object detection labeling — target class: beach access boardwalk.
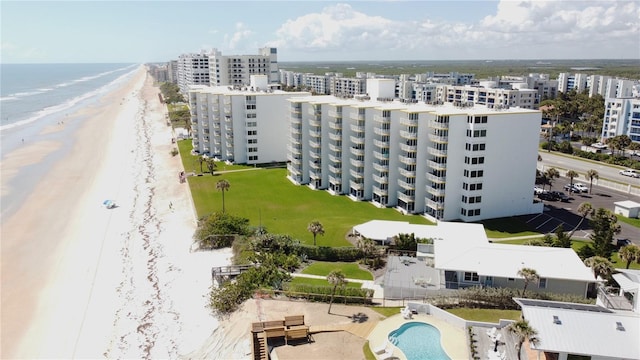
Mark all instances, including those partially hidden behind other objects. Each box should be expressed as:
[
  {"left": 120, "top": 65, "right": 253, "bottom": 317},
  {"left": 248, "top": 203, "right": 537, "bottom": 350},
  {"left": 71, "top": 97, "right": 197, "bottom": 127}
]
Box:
[{"left": 211, "top": 264, "right": 255, "bottom": 284}]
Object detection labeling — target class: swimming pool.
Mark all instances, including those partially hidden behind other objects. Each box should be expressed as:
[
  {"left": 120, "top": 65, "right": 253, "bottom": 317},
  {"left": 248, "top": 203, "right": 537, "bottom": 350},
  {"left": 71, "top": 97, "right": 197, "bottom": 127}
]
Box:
[{"left": 388, "top": 322, "right": 451, "bottom": 360}]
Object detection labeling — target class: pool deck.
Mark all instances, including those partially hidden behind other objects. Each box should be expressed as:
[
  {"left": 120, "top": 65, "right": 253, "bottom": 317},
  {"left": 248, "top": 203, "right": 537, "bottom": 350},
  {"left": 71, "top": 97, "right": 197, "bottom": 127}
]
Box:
[{"left": 367, "top": 313, "right": 469, "bottom": 360}]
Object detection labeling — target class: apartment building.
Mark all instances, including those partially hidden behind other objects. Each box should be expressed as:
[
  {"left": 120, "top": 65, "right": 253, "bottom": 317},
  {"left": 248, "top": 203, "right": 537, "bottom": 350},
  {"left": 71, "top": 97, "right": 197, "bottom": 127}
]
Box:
[
  {"left": 167, "top": 60, "right": 178, "bottom": 84},
  {"left": 177, "top": 51, "right": 212, "bottom": 94},
  {"left": 300, "top": 73, "right": 332, "bottom": 94},
  {"left": 286, "top": 80, "right": 542, "bottom": 222},
  {"left": 601, "top": 97, "right": 640, "bottom": 143},
  {"left": 209, "top": 47, "right": 279, "bottom": 86},
  {"left": 557, "top": 73, "right": 589, "bottom": 94},
  {"left": 330, "top": 76, "right": 367, "bottom": 97},
  {"left": 188, "top": 76, "right": 310, "bottom": 165},
  {"left": 435, "top": 85, "right": 538, "bottom": 109}
]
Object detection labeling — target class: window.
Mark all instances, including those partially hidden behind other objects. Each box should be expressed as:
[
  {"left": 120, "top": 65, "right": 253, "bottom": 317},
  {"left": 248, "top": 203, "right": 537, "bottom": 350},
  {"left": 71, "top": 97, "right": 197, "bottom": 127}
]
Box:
[
  {"left": 508, "top": 278, "right": 515, "bottom": 282},
  {"left": 248, "top": 155, "right": 258, "bottom": 161},
  {"left": 464, "top": 272, "right": 479, "bottom": 282},
  {"left": 464, "top": 170, "right": 484, "bottom": 178},
  {"left": 538, "top": 278, "right": 547, "bottom": 289},
  {"left": 248, "top": 139, "right": 258, "bottom": 144},
  {"left": 246, "top": 104, "right": 256, "bottom": 110},
  {"left": 246, "top": 113, "right": 257, "bottom": 119},
  {"left": 474, "top": 116, "right": 488, "bottom": 123},
  {"left": 246, "top": 121, "right": 257, "bottom": 127},
  {"left": 247, "top": 130, "right": 257, "bottom": 136},
  {"left": 248, "top": 147, "right": 258, "bottom": 153}
]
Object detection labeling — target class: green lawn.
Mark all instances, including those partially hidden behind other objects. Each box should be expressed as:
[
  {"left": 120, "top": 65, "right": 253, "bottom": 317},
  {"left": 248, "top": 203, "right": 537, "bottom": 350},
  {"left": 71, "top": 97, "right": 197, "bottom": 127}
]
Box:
[
  {"left": 371, "top": 307, "right": 403, "bottom": 318},
  {"left": 480, "top": 217, "right": 542, "bottom": 238},
  {"left": 289, "top": 277, "right": 362, "bottom": 288},
  {"left": 616, "top": 215, "right": 640, "bottom": 229},
  {"left": 301, "top": 261, "right": 373, "bottom": 280},
  {"left": 445, "top": 308, "right": 522, "bottom": 323}
]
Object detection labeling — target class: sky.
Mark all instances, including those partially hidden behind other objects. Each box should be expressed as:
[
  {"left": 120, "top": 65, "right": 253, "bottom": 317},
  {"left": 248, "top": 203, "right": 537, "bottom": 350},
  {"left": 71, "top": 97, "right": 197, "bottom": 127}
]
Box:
[{"left": 1, "top": 0, "right": 639, "bottom": 63}]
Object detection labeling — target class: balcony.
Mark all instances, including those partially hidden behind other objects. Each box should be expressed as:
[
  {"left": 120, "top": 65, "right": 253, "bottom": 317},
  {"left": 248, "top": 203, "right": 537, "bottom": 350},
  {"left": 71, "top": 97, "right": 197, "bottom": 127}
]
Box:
[
  {"left": 289, "top": 144, "right": 302, "bottom": 155},
  {"left": 350, "top": 136, "right": 365, "bottom": 145},
  {"left": 309, "top": 118, "right": 321, "bottom": 127},
  {"left": 329, "top": 132, "right": 342, "bottom": 141},
  {"left": 310, "top": 169, "right": 321, "bottom": 179},
  {"left": 309, "top": 140, "right": 321, "bottom": 149},
  {"left": 373, "top": 139, "right": 389, "bottom": 149},
  {"left": 398, "top": 179, "right": 416, "bottom": 190},
  {"left": 309, "top": 129, "right": 321, "bottom": 138},
  {"left": 397, "top": 192, "right": 415, "bottom": 203},
  {"left": 399, "top": 115, "right": 418, "bottom": 127},
  {"left": 373, "top": 162, "right": 388, "bottom": 172},
  {"left": 309, "top": 160, "right": 321, "bottom": 169},
  {"left": 350, "top": 147, "right": 365, "bottom": 156},
  {"left": 399, "top": 143, "right": 417, "bottom": 152},
  {"left": 427, "top": 147, "right": 447, "bottom": 157},
  {"left": 373, "top": 174, "right": 389, "bottom": 184},
  {"left": 373, "top": 151, "right": 389, "bottom": 161},
  {"left": 398, "top": 155, "right": 417, "bottom": 165},
  {"left": 329, "top": 121, "right": 342, "bottom": 130},
  {"left": 374, "top": 127, "right": 390, "bottom": 136},
  {"left": 329, "top": 175, "right": 342, "bottom": 184},
  {"left": 427, "top": 160, "right": 447, "bottom": 171},
  {"left": 309, "top": 150, "right": 321, "bottom": 159},
  {"left": 328, "top": 165, "right": 342, "bottom": 174},
  {"left": 428, "top": 134, "right": 448, "bottom": 143},
  {"left": 374, "top": 114, "right": 391, "bottom": 124},
  {"left": 399, "top": 130, "right": 417, "bottom": 140},
  {"left": 287, "top": 165, "right": 301, "bottom": 176},
  {"left": 328, "top": 109, "right": 343, "bottom": 118},
  {"left": 290, "top": 115, "right": 302, "bottom": 125},
  {"left": 291, "top": 126, "right": 301, "bottom": 135},
  {"left": 372, "top": 185, "right": 388, "bottom": 196},
  {"left": 350, "top": 112, "right": 365, "bottom": 121},
  {"left": 290, "top": 136, "right": 302, "bottom": 145},
  {"left": 349, "top": 169, "right": 364, "bottom": 178},
  {"left": 427, "top": 187, "right": 445, "bottom": 197},
  {"left": 429, "top": 120, "right": 449, "bottom": 130},
  {"left": 426, "top": 199, "right": 444, "bottom": 210},
  {"left": 426, "top": 173, "right": 446, "bottom": 183},
  {"left": 329, "top": 143, "right": 342, "bottom": 152},
  {"left": 350, "top": 158, "right": 365, "bottom": 167},
  {"left": 398, "top": 168, "right": 416, "bottom": 178},
  {"left": 349, "top": 180, "right": 364, "bottom": 190},
  {"left": 287, "top": 154, "right": 301, "bottom": 164},
  {"left": 350, "top": 124, "right": 365, "bottom": 133}
]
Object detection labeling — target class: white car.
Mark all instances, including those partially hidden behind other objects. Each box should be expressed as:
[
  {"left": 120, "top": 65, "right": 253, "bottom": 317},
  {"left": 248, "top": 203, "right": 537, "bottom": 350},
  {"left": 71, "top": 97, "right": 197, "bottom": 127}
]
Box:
[
  {"left": 573, "top": 184, "right": 588, "bottom": 193},
  {"left": 534, "top": 187, "right": 546, "bottom": 194},
  {"left": 620, "top": 169, "right": 640, "bottom": 178}
]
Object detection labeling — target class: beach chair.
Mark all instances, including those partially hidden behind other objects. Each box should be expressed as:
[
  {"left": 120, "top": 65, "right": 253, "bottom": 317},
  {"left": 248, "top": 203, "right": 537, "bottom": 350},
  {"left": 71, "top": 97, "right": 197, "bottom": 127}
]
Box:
[
  {"left": 377, "top": 347, "right": 395, "bottom": 360},
  {"left": 372, "top": 340, "right": 388, "bottom": 355}
]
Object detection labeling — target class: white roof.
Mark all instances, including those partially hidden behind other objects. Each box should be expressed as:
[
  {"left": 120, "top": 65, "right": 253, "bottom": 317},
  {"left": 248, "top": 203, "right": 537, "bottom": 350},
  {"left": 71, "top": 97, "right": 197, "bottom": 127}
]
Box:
[
  {"left": 435, "top": 242, "right": 595, "bottom": 282},
  {"left": 613, "top": 269, "right": 640, "bottom": 294},
  {"left": 614, "top": 200, "right": 640, "bottom": 209},
  {"left": 352, "top": 220, "right": 486, "bottom": 243},
  {"left": 516, "top": 299, "right": 640, "bottom": 359}
]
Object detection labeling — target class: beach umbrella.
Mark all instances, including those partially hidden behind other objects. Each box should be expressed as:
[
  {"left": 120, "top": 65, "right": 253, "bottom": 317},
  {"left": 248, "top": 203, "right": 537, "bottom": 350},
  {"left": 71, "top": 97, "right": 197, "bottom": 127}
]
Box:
[{"left": 103, "top": 200, "right": 115, "bottom": 209}]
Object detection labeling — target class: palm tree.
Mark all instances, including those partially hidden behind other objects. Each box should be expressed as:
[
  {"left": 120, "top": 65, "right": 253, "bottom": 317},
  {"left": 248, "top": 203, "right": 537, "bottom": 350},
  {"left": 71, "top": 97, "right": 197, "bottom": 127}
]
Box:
[
  {"left": 206, "top": 158, "right": 216, "bottom": 175},
  {"left": 584, "top": 256, "right": 614, "bottom": 280},
  {"left": 567, "top": 202, "right": 593, "bottom": 239},
  {"left": 198, "top": 155, "right": 206, "bottom": 173},
  {"left": 619, "top": 244, "right": 640, "bottom": 269},
  {"left": 545, "top": 168, "right": 560, "bottom": 189},
  {"left": 216, "top": 179, "right": 230, "bottom": 213},
  {"left": 585, "top": 169, "right": 599, "bottom": 194},
  {"left": 327, "top": 269, "right": 347, "bottom": 314},
  {"left": 565, "top": 170, "right": 579, "bottom": 188},
  {"left": 307, "top": 221, "right": 325, "bottom": 246},
  {"left": 517, "top": 268, "right": 540, "bottom": 297},
  {"left": 357, "top": 237, "right": 378, "bottom": 267},
  {"left": 507, "top": 319, "right": 539, "bottom": 360}
]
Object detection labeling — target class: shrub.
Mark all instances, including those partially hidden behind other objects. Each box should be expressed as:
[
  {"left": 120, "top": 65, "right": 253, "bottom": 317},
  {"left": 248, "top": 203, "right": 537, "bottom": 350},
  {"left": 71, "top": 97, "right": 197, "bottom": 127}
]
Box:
[
  {"left": 170, "top": 148, "right": 179, "bottom": 156},
  {"left": 195, "top": 212, "right": 250, "bottom": 249},
  {"left": 297, "top": 245, "right": 364, "bottom": 262},
  {"left": 283, "top": 282, "right": 374, "bottom": 304}
]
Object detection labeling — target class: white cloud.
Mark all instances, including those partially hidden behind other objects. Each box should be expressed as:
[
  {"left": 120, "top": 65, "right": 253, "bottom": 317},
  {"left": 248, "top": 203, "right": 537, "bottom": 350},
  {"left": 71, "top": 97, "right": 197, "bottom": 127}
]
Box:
[
  {"left": 223, "top": 22, "right": 254, "bottom": 51},
  {"left": 268, "top": 1, "right": 639, "bottom": 60},
  {"left": 1, "top": 41, "right": 46, "bottom": 61}
]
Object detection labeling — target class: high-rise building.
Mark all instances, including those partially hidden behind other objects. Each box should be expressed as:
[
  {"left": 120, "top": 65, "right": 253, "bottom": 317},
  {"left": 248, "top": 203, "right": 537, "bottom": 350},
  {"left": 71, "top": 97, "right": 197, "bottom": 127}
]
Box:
[
  {"left": 208, "top": 47, "right": 279, "bottom": 87},
  {"left": 188, "top": 76, "right": 310, "bottom": 164},
  {"left": 601, "top": 97, "right": 640, "bottom": 143},
  {"left": 177, "top": 51, "right": 212, "bottom": 94},
  {"left": 286, "top": 80, "right": 542, "bottom": 222}
]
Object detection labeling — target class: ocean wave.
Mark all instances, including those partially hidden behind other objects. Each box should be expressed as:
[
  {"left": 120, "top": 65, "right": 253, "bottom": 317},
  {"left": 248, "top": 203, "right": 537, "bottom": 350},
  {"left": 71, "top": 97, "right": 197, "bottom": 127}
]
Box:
[{"left": 0, "top": 66, "right": 140, "bottom": 132}]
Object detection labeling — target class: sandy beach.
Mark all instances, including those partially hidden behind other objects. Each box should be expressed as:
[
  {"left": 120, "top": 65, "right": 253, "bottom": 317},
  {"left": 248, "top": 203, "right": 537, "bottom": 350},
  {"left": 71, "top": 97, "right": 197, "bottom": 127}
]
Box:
[{"left": 1, "top": 65, "right": 233, "bottom": 359}]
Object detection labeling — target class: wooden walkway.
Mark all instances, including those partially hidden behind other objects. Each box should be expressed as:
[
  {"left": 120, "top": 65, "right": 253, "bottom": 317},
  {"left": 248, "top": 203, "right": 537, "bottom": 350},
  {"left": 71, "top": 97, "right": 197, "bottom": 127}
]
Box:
[
  {"left": 309, "top": 321, "right": 379, "bottom": 340},
  {"left": 211, "top": 264, "right": 255, "bottom": 283}
]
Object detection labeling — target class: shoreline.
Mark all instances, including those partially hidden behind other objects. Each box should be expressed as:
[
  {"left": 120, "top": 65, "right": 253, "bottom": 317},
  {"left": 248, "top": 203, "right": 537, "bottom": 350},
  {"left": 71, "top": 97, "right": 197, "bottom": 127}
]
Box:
[{"left": 1, "top": 66, "right": 235, "bottom": 358}]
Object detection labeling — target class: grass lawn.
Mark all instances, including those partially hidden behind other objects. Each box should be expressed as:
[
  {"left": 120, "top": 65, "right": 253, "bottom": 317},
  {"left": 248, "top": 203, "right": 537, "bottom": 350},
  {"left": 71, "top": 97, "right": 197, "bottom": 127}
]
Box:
[
  {"left": 616, "top": 214, "right": 640, "bottom": 229},
  {"left": 480, "top": 217, "right": 541, "bottom": 238},
  {"left": 445, "top": 308, "right": 522, "bottom": 323},
  {"left": 497, "top": 238, "right": 640, "bottom": 270},
  {"left": 289, "top": 277, "right": 362, "bottom": 288},
  {"left": 363, "top": 341, "right": 376, "bottom": 360},
  {"left": 371, "top": 307, "right": 403, "bottom": 318},
  {"left": 301, "top": 261, "right": 373, "bottom": 280}
]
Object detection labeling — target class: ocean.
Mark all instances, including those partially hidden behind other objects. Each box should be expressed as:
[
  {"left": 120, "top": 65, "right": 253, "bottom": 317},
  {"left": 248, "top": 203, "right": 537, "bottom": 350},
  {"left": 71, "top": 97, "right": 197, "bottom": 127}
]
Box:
[{"left": 1, "top": 63, "right": 138, "bottom": 131}]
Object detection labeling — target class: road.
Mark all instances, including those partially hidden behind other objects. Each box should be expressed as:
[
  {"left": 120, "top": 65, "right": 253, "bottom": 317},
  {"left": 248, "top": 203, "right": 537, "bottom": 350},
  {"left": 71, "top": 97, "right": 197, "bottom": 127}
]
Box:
[{"left": 538, "top": 151, "right": 640, "bottom": 186}]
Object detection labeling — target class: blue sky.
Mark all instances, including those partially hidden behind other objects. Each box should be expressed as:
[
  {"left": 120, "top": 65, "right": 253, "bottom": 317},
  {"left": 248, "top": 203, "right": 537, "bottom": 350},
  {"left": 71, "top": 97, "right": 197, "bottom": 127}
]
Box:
[{"left": 1, "top": 1, "right": 639, "bottom": 63}]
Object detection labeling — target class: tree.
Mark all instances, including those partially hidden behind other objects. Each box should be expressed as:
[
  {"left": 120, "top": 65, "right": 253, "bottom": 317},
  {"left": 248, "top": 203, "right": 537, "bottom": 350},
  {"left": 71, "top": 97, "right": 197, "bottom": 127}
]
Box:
[
  {"left": 619, "top": 244, "right": 640, "bottom": 269},
  {"left": 567, "top": 202, "right": 593, "bottom": 239},
  {"left": 517, "top": 268, "right": 540, "bottom": 297},
  {"left": 327, "top": 269, "right": 346, "bottom": 314},
  {"left": 585, "top": 169, "right": 599, "bottom": 194},
  {"left": 206, "top": 158, "right": 216, "bottom": 175},
  {"left": 199, "top": 155, "right": 206, "bottom": 173},
  {"left": 307, "top": 220, "right": 325, "bottom": 246},
  {"left": 507, "top": 319, "right": 539, "bottom": 360},
  {"left": 553, "top": 224, "right": 572, "bottom": 248},
  {"left": 545, "top": 168, "right": 560, "bottom": 189},
  {"left": 216, "top": 179, "right": 230, "bottom": 213},
  {"left": 588, "top": 208, "right": 621, "bottom": 258},
  {"left": 394, "top": 233, "right": 417, "bottom": 251},
  {"left": 565, "top": 169, "right": 579, "bottom": 187},
  {"left": 356, "top": 237, "right": 378, "bottom": 268},
  {"left": 584, "top": 256, "right": 614, "bottom": 280}
]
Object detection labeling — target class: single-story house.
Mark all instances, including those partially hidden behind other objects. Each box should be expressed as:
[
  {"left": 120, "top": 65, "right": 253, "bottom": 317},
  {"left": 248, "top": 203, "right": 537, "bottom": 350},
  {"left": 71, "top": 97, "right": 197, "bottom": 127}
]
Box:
[
  {"left": 515, "top": 298, "right": 639, "bottom": 360},
  {"left": 613, "top": 200, "right": 640, "bottom": 219},
  {"left": 370, "top": 221, "right": 597, "bottom": 299}
]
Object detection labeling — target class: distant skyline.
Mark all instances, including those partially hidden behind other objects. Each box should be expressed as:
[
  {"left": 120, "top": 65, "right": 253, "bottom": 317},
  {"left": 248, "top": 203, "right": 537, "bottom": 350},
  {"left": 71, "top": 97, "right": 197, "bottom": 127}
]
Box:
[{"left": 1, "top": 1, "right": 639, "bottom": 64}]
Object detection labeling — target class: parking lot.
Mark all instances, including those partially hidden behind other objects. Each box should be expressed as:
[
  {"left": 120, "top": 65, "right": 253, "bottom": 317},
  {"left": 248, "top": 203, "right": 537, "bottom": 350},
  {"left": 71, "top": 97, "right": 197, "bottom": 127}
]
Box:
[{"left": 521, "top": 180, "right": 640, "bottom": 244}]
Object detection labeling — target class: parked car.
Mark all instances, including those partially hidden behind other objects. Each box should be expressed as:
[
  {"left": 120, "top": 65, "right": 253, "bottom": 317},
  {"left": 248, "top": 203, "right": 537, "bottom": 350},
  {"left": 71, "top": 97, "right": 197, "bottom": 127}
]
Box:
[
  {"left": 573, "top": 184, "right": 588, "bottom": 193},
  {"left": 616, "top": 238, "right": 632, "bottom": 248},
  {"left": 620, "top": 169, "right": 640, "bottom": 178},
  {"left": 550, "top": 191, "right": 571, "bottom": 202},
  {"left": 538, "top": 192, "right": 556, "bottom": 201},
  {"left": 564, "top": 183, "right": 588, "bottom": 193},
  {"left": 534, "top": 186, "right": 546, "bottom": 195}
]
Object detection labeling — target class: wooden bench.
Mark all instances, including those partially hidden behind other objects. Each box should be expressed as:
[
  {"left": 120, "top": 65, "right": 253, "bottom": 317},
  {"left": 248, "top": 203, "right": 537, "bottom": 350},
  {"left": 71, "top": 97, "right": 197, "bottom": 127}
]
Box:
[
  {"left": 263, "top": 326, "right": 285, "bottom": 339},
  {"left": 285, "top": 326, "right": 310, "bottom": 344},
  {"left": 284, "top": 315, "right": 305, "bottom": 328}
]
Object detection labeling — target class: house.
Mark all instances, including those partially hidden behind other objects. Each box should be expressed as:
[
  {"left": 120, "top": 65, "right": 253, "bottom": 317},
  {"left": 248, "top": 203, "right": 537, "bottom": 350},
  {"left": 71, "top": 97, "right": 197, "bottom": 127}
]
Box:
[
  {"left": 613, "top": 200, "right": 640, "bottom": 219},
  {"left": 369, "top": 220, "right": 597, "bottom": 299},
  {"left": 514, "top": 298, "right": 640, "bottom": 360}
]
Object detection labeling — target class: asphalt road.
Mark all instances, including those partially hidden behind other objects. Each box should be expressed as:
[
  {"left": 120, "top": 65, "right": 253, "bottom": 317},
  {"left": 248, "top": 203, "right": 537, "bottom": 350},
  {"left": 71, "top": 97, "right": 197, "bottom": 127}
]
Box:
[{"left": 525, "top": 153, "right": 640, "bottom": 244}]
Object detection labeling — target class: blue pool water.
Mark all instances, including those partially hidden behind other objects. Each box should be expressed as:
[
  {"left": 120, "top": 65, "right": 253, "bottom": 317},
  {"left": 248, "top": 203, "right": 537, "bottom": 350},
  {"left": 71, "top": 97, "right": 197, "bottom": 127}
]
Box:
[{"left": 388, "top": 322, "right": 451, "bottom": 360}]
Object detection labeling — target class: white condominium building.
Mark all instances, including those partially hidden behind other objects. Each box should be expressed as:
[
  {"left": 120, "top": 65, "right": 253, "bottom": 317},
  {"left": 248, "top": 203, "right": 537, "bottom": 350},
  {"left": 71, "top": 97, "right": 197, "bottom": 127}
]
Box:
[
  {"left": 188, "top": 76, "right": 310, "bottom": 165},
  {"left": 209, "top": 47, "right": 279, "bottom": 86},
  {"left": 601, "top": 97, "right": 640, "bottom": 143},
  {"left": 177, "top": 51, "right": 212, "bottom": 94},
  {"left": 557, "top": 72, "right": 589, "bottom": 94},
  {"left": 435, "top": 85, "right": 538, "bottom": 109},
  {"left": 286, "top": 80, "right": 542, "bottom": 222}
]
